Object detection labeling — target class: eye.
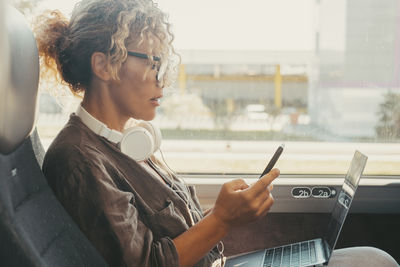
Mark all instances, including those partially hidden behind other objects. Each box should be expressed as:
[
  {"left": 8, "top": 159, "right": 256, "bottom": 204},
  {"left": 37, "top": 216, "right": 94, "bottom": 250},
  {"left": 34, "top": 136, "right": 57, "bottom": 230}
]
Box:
[{"left": 151, "top": 61, "right": 161, "bottom": 70}]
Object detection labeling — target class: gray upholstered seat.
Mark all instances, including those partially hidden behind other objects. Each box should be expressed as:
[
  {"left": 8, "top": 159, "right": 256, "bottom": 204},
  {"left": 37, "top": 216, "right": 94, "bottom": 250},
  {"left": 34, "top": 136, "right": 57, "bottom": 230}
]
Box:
[{"left": 0, "top": 5, "right": 108, "bottom": 266}]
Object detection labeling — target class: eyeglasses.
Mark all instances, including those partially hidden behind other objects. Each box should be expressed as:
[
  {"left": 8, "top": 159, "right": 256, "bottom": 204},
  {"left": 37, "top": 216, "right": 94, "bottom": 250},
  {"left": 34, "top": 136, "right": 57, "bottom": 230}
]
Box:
[
  {"left": 127, "top": 51, "right": 167, "bottom": 87},
  {"left": 127, "top": 51, "right": 161, "bottom": 62}
]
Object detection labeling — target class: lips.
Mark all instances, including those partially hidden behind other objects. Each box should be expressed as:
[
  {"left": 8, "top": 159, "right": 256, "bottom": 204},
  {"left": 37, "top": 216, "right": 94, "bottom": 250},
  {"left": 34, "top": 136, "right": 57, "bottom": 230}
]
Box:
[
  {"left": 150, "top": 95, "right": 163, "bottom": 105},
  {"left": 150, "top": 95, "right": 162, "bottom": 101}
]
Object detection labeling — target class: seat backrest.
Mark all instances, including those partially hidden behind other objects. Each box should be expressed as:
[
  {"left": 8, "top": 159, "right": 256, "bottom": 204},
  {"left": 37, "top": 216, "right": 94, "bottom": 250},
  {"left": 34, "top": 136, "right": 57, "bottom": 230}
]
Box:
[{"left": 0, "top": 5, "right": 108, "bottom": 267}]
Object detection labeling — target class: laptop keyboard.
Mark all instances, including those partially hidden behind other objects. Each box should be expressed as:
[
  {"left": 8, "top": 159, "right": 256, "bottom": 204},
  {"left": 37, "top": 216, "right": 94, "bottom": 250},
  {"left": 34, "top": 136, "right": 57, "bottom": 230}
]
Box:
[{"left": 263, "top": 240, "right": 317, "bottom": 267}]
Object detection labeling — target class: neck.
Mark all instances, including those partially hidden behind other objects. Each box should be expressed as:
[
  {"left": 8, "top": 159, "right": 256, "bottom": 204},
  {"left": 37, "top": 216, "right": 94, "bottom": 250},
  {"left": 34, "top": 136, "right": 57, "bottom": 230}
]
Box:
[{"left": 82, "top": 82, "right": 128, "bottom": 132}]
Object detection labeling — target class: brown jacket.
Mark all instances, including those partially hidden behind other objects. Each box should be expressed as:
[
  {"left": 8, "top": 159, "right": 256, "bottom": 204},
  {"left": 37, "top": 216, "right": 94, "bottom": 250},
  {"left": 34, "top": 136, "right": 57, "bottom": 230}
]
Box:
[{"left": 42, "top": 114, "right": 220, "bottom": 266}]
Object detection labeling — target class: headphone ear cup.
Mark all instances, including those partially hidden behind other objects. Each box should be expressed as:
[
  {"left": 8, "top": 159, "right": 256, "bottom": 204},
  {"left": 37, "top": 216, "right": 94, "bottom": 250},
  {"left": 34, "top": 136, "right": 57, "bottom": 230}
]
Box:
[
  {"left": 136, "top": 121, "right": 162, "bottom": 153},
  {"left": 120, "top": 126, "right": 154, "bottom": 161}
]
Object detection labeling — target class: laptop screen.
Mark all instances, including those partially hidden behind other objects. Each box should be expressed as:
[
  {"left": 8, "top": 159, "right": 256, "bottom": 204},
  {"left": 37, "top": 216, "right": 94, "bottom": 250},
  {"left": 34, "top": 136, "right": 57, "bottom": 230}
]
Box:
[{"left": 323, "top": 151, "right": 368, "bottom": 259}]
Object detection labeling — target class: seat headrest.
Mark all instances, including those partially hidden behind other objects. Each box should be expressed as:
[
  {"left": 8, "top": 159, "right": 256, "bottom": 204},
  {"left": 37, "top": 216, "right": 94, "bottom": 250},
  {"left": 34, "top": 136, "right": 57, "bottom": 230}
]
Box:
[{"left": 0, "top": 5, "right": 40, "bottom": 154}]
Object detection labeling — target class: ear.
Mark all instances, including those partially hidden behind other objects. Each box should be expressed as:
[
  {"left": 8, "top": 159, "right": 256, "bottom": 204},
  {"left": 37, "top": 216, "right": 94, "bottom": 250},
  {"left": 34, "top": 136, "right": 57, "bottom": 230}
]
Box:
[{"left": 91, "top": 52, "right": 111, "bottom": 81}]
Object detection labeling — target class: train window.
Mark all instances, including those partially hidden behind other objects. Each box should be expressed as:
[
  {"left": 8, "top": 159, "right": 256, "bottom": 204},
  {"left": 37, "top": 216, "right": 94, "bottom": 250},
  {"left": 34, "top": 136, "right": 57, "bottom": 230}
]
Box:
[{"left": 24, "top": 0, "right": 399, "bottom": 177}]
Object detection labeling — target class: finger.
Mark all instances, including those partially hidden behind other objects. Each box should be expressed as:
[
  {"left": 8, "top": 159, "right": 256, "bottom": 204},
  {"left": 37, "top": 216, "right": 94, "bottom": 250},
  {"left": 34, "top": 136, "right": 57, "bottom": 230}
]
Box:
[
  {"left": 250, "top": 168, "right": 280, "bottom": 196},
  {"left": 250, "top": 183, "right": 274, "bottom": 192},
  {"left": 254, "top": 184, "right": 272, "bottom": 202},
  {"left": 248, "top": 185, "right": 273, "bottom": 212},
  {"left": 258, "top": 194, "right": 275, "bottom": 217},
  {"left": 260, "top": 168, "right": 280, "bottom": 182}
]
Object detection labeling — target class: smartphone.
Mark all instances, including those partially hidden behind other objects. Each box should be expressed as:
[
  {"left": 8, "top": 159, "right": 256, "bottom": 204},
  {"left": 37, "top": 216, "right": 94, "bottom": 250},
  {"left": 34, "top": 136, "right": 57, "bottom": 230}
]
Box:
[{"left": 259, "top": 144, "right": 285, "bottom": 178}]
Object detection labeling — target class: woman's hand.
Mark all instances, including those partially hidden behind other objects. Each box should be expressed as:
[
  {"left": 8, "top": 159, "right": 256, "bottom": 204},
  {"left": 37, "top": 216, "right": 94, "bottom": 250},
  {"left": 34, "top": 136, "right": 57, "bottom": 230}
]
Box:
[
  {"left": 173, "top": 169, "right": 279, "bottom": 267},
  {"left": 210, "top": 168, "right": 279, "bottom": 231}
]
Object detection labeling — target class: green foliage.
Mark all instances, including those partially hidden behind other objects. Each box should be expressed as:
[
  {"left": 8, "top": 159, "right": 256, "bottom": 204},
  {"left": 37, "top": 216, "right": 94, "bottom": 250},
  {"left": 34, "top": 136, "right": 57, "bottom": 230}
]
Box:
[{"left": 375, "top": 91, "right": 400, "bottom": 140}]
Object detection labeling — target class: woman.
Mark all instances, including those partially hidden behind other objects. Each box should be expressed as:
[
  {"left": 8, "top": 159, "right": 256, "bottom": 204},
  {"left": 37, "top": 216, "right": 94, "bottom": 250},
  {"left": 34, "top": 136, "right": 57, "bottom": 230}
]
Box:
[
  {"left": 35, "top": 0, "right": 398, "bottom": 266},
  {"left": 36, "top": 0, "right": 277, "bottom": 266}
]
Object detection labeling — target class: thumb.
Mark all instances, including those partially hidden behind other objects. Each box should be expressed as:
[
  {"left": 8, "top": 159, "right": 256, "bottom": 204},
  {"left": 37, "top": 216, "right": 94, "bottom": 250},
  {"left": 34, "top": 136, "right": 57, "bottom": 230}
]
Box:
[{"left": 226, "top": 178, "right": 250, "bottom": 191}]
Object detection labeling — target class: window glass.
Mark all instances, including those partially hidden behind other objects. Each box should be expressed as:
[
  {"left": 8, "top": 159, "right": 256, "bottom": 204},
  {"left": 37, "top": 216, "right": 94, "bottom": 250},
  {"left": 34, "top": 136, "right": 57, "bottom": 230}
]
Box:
[{"left": 24, "top": 0, "right": 400, "bottom": 175}]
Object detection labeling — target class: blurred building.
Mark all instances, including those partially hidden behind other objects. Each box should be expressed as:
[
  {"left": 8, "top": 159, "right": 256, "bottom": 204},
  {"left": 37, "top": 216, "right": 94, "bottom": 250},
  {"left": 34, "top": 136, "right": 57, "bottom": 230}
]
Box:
[
  {"left": 177, "top": 50, "right": 312, "bottom": 116},
  {"left": 169, "top": 0, "right": 399, "bottom": 140},
  {"left": 312, "top": 0, "right": 400, "bottom": 138}
]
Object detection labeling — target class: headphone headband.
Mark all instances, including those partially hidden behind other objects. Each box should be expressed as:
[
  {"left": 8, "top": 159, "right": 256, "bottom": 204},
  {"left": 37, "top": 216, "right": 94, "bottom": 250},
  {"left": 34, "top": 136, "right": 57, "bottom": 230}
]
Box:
[
  {"left": 76, "top": 105, "right": 123, "bottom": 143},
  {"left": 76, "top": 104, "right": 162, "bottom": 161}
]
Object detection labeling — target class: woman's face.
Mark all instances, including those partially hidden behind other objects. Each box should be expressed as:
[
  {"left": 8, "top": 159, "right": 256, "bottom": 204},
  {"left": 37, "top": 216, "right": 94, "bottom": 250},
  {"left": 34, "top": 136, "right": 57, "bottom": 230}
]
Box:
[{"left": 108, "top": 39, "right": 163, "bottom": 121}]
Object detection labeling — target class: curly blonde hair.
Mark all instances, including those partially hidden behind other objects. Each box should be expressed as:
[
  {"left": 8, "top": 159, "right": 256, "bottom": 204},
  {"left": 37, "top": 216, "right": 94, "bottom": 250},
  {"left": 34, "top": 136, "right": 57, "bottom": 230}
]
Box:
[{"left": 34, "top": 0, "right": 178, "bottom": 94}]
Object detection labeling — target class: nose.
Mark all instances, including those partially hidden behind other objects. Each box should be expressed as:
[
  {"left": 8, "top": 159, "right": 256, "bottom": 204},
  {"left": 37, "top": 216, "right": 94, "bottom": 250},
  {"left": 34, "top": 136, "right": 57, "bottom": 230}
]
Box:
[
  {"left": 156, "top": 80, "right": 164, "bottom": 89},
  {"left": 156, "top": 62, "right": 167, "bottom": 87}
]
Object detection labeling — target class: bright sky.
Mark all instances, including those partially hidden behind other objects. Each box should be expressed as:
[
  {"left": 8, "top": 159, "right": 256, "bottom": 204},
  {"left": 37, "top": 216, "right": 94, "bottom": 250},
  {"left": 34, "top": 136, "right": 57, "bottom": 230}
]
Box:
[{"left": 36, "top": 0, "right": 345, "bottom": 51}]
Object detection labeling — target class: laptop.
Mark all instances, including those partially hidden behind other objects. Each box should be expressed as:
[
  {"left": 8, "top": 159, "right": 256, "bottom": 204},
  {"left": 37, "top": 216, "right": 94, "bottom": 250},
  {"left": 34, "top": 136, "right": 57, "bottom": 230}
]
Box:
[{"left": 225, "top": 150, "right": 368, "bottom": 267}]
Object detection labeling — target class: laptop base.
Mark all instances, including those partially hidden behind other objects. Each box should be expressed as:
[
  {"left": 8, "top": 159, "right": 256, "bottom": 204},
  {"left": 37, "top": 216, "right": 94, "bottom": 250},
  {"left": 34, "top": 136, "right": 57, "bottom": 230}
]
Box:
[{"left": 225, "top": 238, "right": 327, "bottom": 267}]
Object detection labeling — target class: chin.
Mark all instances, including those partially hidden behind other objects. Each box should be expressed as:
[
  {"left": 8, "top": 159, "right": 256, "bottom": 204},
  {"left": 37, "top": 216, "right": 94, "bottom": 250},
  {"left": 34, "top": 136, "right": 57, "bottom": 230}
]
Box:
[{"left": 139, "top": 113, "right": 156, "bottom": 121}]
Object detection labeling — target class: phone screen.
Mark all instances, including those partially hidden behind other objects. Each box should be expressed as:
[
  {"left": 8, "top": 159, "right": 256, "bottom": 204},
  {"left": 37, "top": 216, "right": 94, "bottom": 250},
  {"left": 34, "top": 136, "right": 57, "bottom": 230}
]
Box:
[{"left": 259, "top": 144, "right": 284, "bottom": 178}]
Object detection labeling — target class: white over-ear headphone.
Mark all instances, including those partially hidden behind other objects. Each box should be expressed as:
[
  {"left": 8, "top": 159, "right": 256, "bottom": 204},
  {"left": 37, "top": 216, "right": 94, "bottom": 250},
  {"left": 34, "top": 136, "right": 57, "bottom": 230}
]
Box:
[{"left": 76, "top": 104, "right": 162, "bottom": 161}]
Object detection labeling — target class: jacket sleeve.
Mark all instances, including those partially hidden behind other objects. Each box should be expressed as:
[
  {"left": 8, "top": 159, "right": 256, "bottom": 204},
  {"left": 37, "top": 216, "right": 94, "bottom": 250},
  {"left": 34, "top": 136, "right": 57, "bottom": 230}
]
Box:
[
  {"left": 97, "top": 173, "right": 180, "bottom": 267},
  {"left": 45, "top": 150, "right": 180, "bottom": 267}
]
